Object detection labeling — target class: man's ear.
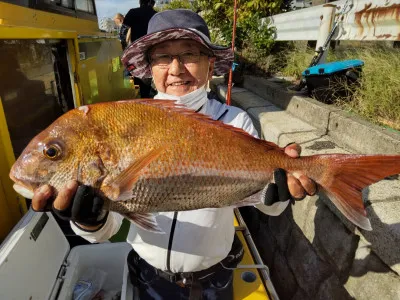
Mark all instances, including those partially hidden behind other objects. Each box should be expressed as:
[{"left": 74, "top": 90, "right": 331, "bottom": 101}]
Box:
[{"left": 207, "top": 58, "right": 216, "bottom": 80}]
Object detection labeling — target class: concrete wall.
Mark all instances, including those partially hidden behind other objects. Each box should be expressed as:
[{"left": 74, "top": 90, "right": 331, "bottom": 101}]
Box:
[{"left": 210, "top": 76, "right": 400, "bottom": 299}]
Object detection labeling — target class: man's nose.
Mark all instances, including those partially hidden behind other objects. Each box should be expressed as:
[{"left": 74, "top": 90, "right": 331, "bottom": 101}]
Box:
[{"left": 168, "top": 57, "right": 184, "bottom": 75}]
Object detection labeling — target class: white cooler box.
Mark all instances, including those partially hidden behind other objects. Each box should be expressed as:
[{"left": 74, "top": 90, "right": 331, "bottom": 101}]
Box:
[{"left": 0, "top": 210, "right": 137, "bottom": 300}]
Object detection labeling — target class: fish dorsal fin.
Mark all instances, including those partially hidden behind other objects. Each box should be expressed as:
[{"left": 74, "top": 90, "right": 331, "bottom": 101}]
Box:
[
  {"left": 123, "top": 99, "right": 282, "bottom": 152},
  {"left": 103, "top": 147, "right": 164, "bottom": 201}
]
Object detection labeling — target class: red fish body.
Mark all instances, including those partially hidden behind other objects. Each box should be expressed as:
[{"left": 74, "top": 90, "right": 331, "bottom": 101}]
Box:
[{"left": 9, "top": 99, "right": 400, "bottom": 231}]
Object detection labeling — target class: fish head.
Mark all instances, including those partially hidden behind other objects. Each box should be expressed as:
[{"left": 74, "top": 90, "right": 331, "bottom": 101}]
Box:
[{"left": 9, "top": 109, "right": 97, "bottom": 198}]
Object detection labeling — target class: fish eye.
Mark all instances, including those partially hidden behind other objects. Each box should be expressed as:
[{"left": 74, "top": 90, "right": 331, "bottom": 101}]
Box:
[{"left": 43, "top": 143, "right": 62, "bottom": 160}]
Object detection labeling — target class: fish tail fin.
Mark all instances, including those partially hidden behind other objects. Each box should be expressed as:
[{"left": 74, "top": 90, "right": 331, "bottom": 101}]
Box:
[{"left": 306, "top": 154, "right": 400, "bottom": 231}]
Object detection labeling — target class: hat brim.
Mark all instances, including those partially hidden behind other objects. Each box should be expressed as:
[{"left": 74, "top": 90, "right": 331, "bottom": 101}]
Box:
[{"left": 121, "top": 28, "right": 233, "bottom": 78}]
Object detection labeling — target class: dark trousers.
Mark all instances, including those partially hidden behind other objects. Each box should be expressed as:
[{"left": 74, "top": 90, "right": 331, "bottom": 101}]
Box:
[
  {"left": 135, "top": 77, "right": 152, "bottom": 98},
  {"left": 133, "top": 257, "right": 233, "bottom": 300}
]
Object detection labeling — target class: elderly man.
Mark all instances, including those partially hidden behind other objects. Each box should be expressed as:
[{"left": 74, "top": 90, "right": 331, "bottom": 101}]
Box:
[{"left": 32, "top": 9, "right": 315, "bottom": 300}]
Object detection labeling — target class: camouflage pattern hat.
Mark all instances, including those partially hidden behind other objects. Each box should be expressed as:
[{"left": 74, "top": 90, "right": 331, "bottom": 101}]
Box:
[{"left": 121, "top": 9, "right": 233, "bottom": 78}]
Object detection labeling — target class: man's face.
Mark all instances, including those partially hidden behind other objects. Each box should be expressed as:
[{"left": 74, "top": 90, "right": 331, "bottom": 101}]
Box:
[{"left": 149, "top": 40, "right": 215, "bottom": 97}]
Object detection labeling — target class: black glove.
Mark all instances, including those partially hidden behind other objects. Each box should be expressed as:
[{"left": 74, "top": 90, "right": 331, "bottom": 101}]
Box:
[
  {"left": 52, "top": 185, "right": 108, "bottom": 227},
  {"left": 255, "top": 169, "right": 293, "bottom": 217},
  {"left": 264, "top": 168, "right": 294, "bottom": 206}
]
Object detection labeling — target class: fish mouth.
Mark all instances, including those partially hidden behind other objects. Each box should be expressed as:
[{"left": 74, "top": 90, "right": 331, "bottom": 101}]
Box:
[
  {"left": 13, "top": 183, "right": 34, "bottom": 199},
  {"left": 13, "top": 182, "right": 35, "bottom": 199},
  {"left": 9, "top": 174, "right": 36, "bottom": 199}
]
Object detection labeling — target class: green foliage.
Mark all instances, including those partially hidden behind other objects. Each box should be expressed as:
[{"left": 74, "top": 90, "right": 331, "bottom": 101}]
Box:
[
  {"left": 241, "top": 13, "right": 275, "bottom": 51},
  {"left": 156, "top": 0, "right": 193, "bottom": 11},
  {"left": 193, "top": 0, "right": 280, "bottom": 52}
]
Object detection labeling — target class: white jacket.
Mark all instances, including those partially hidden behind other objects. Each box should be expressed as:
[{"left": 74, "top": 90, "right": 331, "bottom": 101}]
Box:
[{"left": 71, "top": 96, "right": 258, "bottom": 273}]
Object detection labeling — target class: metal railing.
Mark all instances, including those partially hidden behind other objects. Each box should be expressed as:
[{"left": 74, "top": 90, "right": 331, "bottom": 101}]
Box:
[
  {"left": 266, "top": 0, "right": 400, "bottom": 41},
  {"left": 234, "top": 209, "right": 280, "bottom": 300}
]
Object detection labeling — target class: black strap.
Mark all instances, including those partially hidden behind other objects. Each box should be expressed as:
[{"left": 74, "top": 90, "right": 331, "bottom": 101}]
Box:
[
  {"left": 195, "top": 101, "right": 228, "bottom": 121},
  {"left": 195, "top": 105, "right": 204, "bottom": 113},
  {"left": 216, "top": 109, "right": 229, "bottom": 121},
  {"left": 166, "top": 211, "right": 178, "bottom": 272}
]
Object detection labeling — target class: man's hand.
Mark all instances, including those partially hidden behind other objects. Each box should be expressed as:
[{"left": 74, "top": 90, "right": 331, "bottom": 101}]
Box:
[
  {"left": 284, "top": 143, "right": 317, "bottom": 199},
  {"left": 259, "top": 143, "right": 317, "bottom": 216},
  {"left": 31, "top": 180, "right": 107, "bottom": 231}
]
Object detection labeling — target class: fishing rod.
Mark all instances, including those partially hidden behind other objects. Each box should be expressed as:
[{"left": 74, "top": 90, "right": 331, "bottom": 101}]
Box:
[
  {"left": 292, "top": 0, "right": 353, "bottom": 91},
  {"left": 226, "top": 0, "right": 238, "bottom": 106}
]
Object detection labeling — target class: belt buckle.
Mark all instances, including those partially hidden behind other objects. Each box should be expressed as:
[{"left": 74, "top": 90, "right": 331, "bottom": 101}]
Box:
[{"left": 176, "top": 276, "right": 190, "bottom": 287}]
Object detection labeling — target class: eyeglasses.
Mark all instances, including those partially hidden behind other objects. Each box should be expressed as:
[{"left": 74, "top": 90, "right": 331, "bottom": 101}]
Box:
[{"left": 149, "top": 51, "right": 211, "bottom": 68}]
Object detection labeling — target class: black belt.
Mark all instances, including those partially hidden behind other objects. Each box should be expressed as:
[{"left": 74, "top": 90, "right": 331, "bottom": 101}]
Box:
[{"left": 128, "top": 234, "right": 244, "bottom": 289}]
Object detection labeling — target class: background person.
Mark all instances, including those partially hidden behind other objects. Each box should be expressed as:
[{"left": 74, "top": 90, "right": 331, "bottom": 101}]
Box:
[
  {"left": 113, "top": 13, "right": 129, "bottom": 50},
  {"left": 122, "top": 0, "right": 157, "bottom": 98}
]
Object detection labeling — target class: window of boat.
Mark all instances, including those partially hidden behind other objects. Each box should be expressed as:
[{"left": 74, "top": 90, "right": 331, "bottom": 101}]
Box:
[
  {"left": 41, "top": 0, "right": 94, "bottom": 12},
  {"left": 42, "top": 0, "right": 74, "bottom": 9},
  {"left": 75, "top": 0, "right": 95, "bottom": 14},
  {"left": 0, "top": 39, "right": 75, "bottom": 158},
  {"left": 61, "top": 0, "right": 74, "bottom": 9},
  {"left": 1, "top": 0, "right": 30, "bottom": 7},
  {"left": 34, "top": 0, "right": 97, "bottom": 20}
]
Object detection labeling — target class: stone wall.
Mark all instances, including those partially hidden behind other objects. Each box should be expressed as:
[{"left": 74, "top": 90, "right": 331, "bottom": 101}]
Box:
[
  {"left": 239, "top": 196, "right": 400, "bottom": 299},
  {"left": 210, "top": 76, "right": 400, "bottom": 299}
]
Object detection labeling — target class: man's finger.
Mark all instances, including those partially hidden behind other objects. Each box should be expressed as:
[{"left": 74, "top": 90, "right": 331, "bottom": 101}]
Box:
[
  {"left": 287, "top": 174, "right": 306, "bottom": 200},
  {"left": 297, "top": 173, "right": 317, "bottom": 196},
  {"left": 32, "top": 185, "right": 53, "bottom": 211},
  {"left": 284, "top": 143, "right": 301, "bottom": 158},
  {"left": 53, "top": 180, "right": 78, "bottom": 211}
]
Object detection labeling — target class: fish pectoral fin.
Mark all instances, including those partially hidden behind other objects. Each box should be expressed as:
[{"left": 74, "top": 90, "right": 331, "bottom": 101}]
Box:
[
  {"left": 234, "top": 190, "right": 263, "bottom": 208},
  {"left": 257, "top": 184, "right": 290, "bottom": 216},
  {"left": 255, "top": 201, "right": 290, "bottom": 216},
  {"left": 123, "top": 212, "right": 164, "bottom": 233},
  {"left": 103, "top": 147, "right": 164, "bottom": 201},
  {"left": 236, "top": 186, "right": 290, "bottom": 216}
]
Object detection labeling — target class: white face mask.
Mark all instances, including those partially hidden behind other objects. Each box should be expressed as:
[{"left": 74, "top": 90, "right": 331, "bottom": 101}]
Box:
[{"left": 154, "top": 85, "right": 208, "bottom": 112}]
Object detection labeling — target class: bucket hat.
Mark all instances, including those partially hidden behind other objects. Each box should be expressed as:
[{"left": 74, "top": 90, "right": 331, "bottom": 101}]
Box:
[{"left": 121, "top": 9, "right": 233, "bottom": 78}]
